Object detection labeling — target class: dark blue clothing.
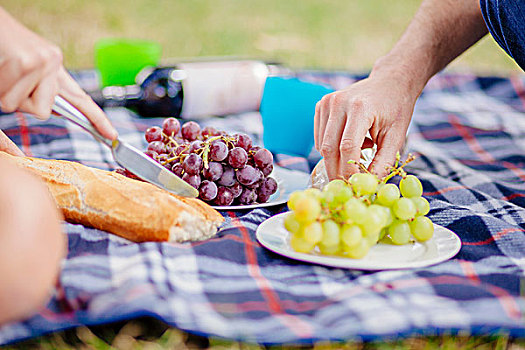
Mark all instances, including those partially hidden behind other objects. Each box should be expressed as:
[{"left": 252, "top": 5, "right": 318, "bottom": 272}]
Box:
[{"left": 480, "top": 0, "right": 525, "bottom": 71}]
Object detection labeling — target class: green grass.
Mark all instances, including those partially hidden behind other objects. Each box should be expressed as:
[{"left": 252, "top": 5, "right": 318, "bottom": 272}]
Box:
[
  {"left": 2, "top": 0, "right": 522, "bottom": 73},
  {"left": 4, "top": 317, "right": 525, "bottom": 350},
  {"left": 1, "top": 1, "right": 524, "bottom": 348}
]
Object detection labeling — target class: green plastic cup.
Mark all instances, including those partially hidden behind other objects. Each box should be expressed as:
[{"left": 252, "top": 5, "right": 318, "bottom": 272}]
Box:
[{"left": 95, "top": 38, "right": 162, "bottom": 87}]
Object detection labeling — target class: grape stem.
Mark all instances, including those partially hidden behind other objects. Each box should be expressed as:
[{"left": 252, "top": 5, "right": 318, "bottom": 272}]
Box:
[
  {"left": 164, "top": 133, "right": 181, "bottom": 147},
  {"left": 381, "top": 153, "right": 415, "bottom": 184},
  {"left": 346, "top": 160, "right": 370, "bottom": 175},
  {"left": 346, "top": 152, "right": 415, "bottom": 184},
  {"left": 201, "top": 147, "right": 210, "bottom": 169},
  {"left": 158, "top": 134, "right": 237, "bottom": 170}
]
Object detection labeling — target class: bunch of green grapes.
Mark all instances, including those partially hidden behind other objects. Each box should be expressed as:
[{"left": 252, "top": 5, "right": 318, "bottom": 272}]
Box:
[{"left": 284, "top": 155, "right": 434, "bottom": 259}]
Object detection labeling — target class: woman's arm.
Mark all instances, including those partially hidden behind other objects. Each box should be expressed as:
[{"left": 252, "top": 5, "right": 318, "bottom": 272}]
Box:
[{"left": 0, "top": 7, "right": 117, "bottom": 156}]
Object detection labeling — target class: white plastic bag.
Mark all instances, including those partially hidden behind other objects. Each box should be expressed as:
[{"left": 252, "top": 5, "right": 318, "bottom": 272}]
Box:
[{"left": 310, "top": 146, "right": 377, "bottom": 190}]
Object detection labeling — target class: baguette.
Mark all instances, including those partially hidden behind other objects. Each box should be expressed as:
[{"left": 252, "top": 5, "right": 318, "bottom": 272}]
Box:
[{"left": 0, "top": 152, "right": 224, "bottom": 243}]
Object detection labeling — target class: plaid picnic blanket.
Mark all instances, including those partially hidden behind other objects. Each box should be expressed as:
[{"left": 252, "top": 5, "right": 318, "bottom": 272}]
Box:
[{"left": 0, "top": 70, "right": 524, "bottom": 345}]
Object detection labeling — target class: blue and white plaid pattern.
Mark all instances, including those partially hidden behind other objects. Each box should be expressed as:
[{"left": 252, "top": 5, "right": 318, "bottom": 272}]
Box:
[{"left": 0, "top": 71, "right": 524, "bottom": 345}]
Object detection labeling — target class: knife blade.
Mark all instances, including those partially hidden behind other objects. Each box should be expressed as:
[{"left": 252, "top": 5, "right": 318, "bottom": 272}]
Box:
[{"left": 52, "top": 95, "right": 199, "bottom": 198}]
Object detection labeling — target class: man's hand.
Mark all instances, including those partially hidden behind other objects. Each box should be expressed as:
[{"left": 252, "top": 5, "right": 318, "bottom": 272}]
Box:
[
  {"left": 0, "top": 7, "right": 117, "bottom": 156},
  {"left": 314, "top": 72, "right": 417, "bottom": 180}
]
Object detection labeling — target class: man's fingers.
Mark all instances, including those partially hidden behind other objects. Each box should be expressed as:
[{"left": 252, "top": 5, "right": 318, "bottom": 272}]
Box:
[
  {"left": 340, "top": 137, "right": 376, "bottom": 178},
  {"left": 58, "top": 68, "right": 117, "bottom": 140},
  {"left": 314, "top": 101, "right": 321, "bottom": 151},
  {"left": 368, "top": 131, "right": 405, "bottom": 178},
  {"left": 316, "top": 93, "right": 332, "bottom": 153},
  {"left": 0, "top": 130, "right": 25, "bottom": 156},
  {"left": 338, "top": 112, "right": 371, "bottom": 179},
  {"left": 320, "top": 107, "right": 347, "bottom": 180}
]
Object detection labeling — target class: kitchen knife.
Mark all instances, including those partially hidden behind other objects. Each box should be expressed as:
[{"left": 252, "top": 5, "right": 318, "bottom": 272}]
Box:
[{"left": 52, "top": 95, "right": 199, "bottom": 198}]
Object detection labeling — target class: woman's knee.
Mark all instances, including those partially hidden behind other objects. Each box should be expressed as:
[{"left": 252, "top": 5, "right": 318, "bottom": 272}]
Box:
[{"left": 0, "top": 157, "right": 66, "bottom": 324}]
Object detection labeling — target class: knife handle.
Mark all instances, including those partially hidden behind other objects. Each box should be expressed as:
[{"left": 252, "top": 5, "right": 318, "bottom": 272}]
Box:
[{"left": 52, "top": 95, "right": 113, "bottom": 147}]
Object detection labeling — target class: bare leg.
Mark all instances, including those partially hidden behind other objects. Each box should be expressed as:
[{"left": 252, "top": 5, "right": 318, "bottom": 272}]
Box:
[{"left": 0, "top": 156, "right": 66, "bottom": 324}]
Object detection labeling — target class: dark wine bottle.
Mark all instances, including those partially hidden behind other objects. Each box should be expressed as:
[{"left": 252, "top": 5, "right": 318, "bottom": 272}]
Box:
[
  {"left": 91, "top": 67, "right": 184, "bottom": 118},
  {"left": 91, "top": 60, "right": 287, "bottom": 119}
]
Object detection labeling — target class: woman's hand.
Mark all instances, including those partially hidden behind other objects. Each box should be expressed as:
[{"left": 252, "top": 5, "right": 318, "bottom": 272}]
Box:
[
  {"left": 314, "top": 71, "right": 419, "bottom": 180},
  {"left": 0, "top": 7, "right": 117, "bottom": 156},
  {"left": 0, "top": 130, "right": 24, "bottom": 156}
]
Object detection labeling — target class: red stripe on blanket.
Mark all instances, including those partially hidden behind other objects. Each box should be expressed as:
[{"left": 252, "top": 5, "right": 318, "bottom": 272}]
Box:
[
  {"left": 503, "top": 193, "right": 525, "bottom": 201},
  {"left": 420, "top": 125, "right": 500, "bottom": 141},
  {"left": 424, "top": 185, "right": 466, "bottom": 196},
  {"left": 419, "top": 126, "right": 463, "bottom": 140},
  {"left": 462, "top": 228, "right": 524, "bottom": 246},
  {"left": 229, "top": 212, "right": 313, "bottom": 338},
  {"left": 4, "top": 126, "right": 70, "bottom": 137},
  {"left": 449, "top": 114, "right": 494, "bottom": 163},
  {"left": 15, "top": 112, "right": 32, "bottom": 156},
  {"left": 459, "top": 260, "right": 480, "bottom": 284},
  {"left": 449, "top": 114, "right": 525, "bottom": 181},
  {"left": 500, "top": 160, "right": 525, "bottom": 181},
  {"left": 214, "top": 299, "right": 328, "bottom": 314}
]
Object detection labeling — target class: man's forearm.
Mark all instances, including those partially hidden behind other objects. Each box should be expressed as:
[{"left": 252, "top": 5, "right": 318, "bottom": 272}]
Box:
[{"left": 371, "top": 0, "right": 488, "bottom": 96}]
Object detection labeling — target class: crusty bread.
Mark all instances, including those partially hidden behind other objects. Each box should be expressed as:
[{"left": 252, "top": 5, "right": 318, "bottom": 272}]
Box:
[{"left": 0, "top": 152, "right": 224, "bottom": 243}]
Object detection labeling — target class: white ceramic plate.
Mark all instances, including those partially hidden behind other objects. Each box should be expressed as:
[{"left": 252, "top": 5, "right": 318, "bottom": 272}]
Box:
[
  {"left": 256, "top": 212, "right": 462, "bottom": 270},
  {"left": 212, "top": 165, "right": 311, "bottom": 210}
]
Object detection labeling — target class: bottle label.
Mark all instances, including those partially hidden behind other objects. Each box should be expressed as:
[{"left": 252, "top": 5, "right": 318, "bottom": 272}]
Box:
[{"left": 178, "top": 60, "right": 269, "bottom": 119}]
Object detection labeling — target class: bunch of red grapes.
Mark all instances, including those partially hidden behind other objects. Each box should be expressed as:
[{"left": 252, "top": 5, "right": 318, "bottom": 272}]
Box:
[{"left": 141, "top": 118, "right": 278, "bottom": 206}]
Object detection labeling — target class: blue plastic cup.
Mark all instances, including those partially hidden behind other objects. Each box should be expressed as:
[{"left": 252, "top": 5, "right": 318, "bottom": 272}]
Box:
[{"left": 260, "top": 77, "right": 334, "bottom": 157}]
